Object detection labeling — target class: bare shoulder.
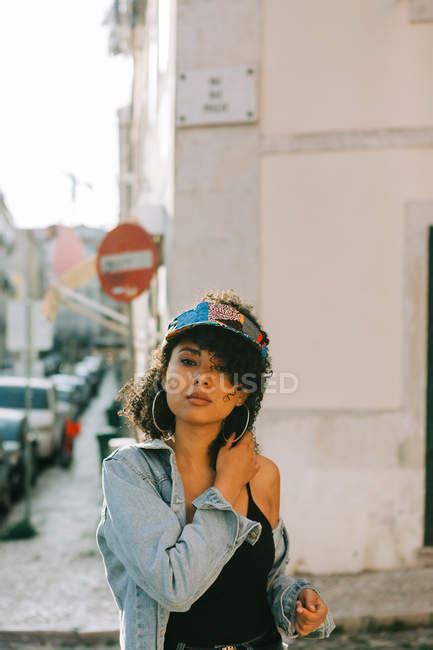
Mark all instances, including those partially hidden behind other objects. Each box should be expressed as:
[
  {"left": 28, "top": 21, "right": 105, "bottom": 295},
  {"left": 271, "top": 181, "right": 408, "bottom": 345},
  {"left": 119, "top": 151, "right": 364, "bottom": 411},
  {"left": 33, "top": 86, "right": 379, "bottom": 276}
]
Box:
[
  {"left": 256, "top": 454, "right": 280, "bottom": 484},
  {"left": 251, "top": 454, "right": 280, "bottom": 529}
]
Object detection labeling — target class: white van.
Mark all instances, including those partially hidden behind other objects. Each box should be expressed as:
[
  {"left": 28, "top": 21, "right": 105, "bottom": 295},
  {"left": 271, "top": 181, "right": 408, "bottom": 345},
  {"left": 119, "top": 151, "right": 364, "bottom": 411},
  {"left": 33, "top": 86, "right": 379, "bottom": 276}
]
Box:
[{"left": 0, "top": 377, "right": 64, "bottom": 461}]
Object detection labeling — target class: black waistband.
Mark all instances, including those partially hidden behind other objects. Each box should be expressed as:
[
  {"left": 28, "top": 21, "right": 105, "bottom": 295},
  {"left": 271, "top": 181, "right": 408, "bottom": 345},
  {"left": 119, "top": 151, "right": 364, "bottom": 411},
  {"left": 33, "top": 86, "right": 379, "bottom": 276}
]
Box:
[{"left": 173, "top": 625, "right": 282, "bottom": 649}]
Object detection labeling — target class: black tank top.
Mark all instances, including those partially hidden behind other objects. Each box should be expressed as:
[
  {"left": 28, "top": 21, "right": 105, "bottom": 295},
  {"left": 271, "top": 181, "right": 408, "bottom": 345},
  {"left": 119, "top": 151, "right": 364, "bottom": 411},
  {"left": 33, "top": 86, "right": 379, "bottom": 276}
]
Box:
[{"left": 163, "top": 482, "right": 276, "bottom": 649}]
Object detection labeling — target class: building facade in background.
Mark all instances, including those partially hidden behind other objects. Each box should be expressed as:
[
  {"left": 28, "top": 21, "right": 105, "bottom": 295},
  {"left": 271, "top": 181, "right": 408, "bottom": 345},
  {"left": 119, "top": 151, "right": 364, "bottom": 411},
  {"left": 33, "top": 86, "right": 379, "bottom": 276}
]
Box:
[
  {"left": 107, "top": 0, "right": 433, "bottom": 574},
  {"left": 0, "top": 192, "right": 16, "bottom": 368}
]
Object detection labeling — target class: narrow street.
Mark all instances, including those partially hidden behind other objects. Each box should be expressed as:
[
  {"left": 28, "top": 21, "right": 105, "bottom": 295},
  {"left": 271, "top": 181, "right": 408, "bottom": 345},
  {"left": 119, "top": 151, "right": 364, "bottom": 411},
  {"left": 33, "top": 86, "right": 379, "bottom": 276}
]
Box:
[
  {"left": 0, "top": 368, "right": 120, "bottom": 640},
  {"left": 1, "top": 368, "right": 433, "bottom": 649}
]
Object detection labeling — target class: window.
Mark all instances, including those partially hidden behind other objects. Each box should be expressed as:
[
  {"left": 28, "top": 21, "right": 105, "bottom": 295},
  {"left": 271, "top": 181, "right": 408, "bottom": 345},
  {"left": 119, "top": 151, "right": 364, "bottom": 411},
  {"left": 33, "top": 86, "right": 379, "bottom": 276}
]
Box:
[{"left": 0, "top": 386, "right": 49, "bottom": 409}]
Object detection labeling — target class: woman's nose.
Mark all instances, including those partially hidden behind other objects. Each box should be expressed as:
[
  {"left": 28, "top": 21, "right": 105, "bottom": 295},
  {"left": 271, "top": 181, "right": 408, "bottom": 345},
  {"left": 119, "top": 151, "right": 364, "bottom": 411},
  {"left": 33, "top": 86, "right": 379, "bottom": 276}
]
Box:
[{"left": 194, "top": 373, "right": 211, "bottom": 386}]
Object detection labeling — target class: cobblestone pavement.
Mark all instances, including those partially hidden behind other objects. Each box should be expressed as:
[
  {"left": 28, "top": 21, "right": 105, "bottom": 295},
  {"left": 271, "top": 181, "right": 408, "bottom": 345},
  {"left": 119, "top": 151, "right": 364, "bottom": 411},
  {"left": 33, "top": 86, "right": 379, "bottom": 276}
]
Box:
[
  {"left": 294, "top": 625, "right": 433, "bottom": 648},
  {"left": 1, "top": 627, "right": 433, "bottom": 649},
  {"left": 310, "top": 568, "right": 433, "bottom": 625},
  {"left": 0, "top": 641, "right": 116, "bottom": 650},
  {"left": 0, "top": 369, "right": 120, "bottom": 633}
]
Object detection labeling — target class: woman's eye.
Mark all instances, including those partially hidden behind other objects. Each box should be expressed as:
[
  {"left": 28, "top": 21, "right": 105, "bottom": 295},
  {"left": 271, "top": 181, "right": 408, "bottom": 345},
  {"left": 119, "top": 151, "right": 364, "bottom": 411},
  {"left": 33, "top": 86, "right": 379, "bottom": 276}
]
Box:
[
  {"left": 179, "top": 358, "right": 227, "bottom": 373},
  {"left": 180, "top": 358, "right": 196, "bottom": 366}
]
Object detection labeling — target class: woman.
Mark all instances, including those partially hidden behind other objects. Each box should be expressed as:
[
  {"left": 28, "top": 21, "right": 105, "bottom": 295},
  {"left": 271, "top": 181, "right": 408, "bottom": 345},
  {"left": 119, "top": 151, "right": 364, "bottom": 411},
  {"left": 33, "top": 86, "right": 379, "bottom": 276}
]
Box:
[{"left": 96, "top": 290, "right": 335, "bottom": 650}]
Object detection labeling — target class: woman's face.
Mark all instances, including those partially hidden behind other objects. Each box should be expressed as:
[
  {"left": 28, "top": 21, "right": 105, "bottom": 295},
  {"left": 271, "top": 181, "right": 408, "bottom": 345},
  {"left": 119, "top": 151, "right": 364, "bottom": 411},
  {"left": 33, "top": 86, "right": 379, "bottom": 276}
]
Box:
[{"left": 161, "top": 338, "right": 247, "bottom": 427}]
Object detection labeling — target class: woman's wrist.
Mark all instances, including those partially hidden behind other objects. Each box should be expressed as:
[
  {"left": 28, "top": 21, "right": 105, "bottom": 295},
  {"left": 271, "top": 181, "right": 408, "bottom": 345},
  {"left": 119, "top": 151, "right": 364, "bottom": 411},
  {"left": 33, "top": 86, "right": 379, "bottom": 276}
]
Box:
[{"left": 213, "top": 478, "right": 242, "bottom": 506}]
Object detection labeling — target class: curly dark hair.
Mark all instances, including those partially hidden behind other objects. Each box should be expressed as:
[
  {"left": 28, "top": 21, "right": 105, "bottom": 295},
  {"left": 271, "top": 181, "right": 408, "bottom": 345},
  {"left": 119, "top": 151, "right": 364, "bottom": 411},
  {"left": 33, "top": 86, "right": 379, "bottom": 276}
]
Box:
[{"left": 118, "top": 289, "right": 273, "bottom": 470}]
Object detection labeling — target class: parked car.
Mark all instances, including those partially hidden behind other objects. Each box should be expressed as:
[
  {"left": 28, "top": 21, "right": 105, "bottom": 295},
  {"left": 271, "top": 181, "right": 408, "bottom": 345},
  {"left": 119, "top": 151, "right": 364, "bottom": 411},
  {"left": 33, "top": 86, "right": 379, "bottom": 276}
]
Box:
[
  {"left": 41, "top": 352, "right": 62, "bottom": 377},
  {"left": 0, "top": 439, "right": 12, "bottom": 514},
  {"left": 52, "top": 383, "right": 80, "bottom": 420},
  {"left": 0, "top": 408, "right": 38, "bottom": 496},
  {"left": 0, "top": 377, "right": 65, "bottom": 464},
  {"left": 51, "top": 374, "right": 90, "bottom": 413},
  {"left": 74, "top": 362, "right": 99, "bottom": 396},
  {"left": 82, "top": 355, "right": 105, "bottom": 383}
]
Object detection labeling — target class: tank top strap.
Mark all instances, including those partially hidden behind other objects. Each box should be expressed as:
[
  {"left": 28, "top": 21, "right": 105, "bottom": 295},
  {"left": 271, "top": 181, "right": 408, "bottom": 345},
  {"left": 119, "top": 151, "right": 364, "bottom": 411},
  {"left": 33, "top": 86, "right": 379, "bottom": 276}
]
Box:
[{"left": 246, "top": 482, "right": 272, "bottom": 531}]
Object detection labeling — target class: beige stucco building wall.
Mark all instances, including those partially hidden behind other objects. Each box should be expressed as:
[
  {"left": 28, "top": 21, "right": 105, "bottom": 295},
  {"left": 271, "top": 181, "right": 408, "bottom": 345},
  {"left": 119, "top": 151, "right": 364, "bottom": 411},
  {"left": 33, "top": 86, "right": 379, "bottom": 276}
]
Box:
[
  {"left": 258, "top": 1, "right": 433, "bottom": 572},
  {"left": 114, "top": 0, "right": 433, "bottom": 573}
]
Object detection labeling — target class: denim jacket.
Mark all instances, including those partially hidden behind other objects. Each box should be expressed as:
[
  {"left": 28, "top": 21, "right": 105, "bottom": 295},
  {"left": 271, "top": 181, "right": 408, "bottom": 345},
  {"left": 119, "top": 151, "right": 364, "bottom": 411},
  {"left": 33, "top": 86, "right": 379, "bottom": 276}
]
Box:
[{"left": 96, "top": 439, "right": 335, "bottom": 650}]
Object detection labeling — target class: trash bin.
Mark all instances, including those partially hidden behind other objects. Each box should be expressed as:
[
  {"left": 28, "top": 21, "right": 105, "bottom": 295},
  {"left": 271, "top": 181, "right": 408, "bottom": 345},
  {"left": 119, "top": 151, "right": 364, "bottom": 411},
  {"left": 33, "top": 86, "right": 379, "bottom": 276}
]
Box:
[
  {"left": 105, "top": 400, "right": 122, "bottom": 428},
  {"left": 96, "top": 428, "right": 121, "bottom": 465}
]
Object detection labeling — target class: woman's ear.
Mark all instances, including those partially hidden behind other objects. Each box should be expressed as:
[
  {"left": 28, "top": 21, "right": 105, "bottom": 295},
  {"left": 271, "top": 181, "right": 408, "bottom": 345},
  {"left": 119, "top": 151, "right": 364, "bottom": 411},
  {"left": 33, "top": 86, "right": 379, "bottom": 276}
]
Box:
[{"left": 236, "top": 388, "right": 249, "bottom": 406}]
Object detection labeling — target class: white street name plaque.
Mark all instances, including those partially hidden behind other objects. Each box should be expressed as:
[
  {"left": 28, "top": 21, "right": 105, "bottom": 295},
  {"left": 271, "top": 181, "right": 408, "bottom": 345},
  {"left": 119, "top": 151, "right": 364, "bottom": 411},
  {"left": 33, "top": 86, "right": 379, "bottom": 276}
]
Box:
[{"left": 176, "top": 64, "right": 257, "bottom": 127}]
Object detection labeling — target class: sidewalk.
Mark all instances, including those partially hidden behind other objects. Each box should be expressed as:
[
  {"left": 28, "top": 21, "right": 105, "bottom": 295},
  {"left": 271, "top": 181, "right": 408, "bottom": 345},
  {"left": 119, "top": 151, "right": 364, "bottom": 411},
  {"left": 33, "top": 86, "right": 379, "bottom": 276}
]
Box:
[
  {"left": 0, "top": 373, "right": 432, "bottom": 644},
  {"left": 0, "top": 369, "right": 120, "bottom": 641},
  {"left": 307, "top": 565, "right": 433, "bottom": 632},
  {"left": 1, "top": 565, "right": 432, "bottom": 645}
]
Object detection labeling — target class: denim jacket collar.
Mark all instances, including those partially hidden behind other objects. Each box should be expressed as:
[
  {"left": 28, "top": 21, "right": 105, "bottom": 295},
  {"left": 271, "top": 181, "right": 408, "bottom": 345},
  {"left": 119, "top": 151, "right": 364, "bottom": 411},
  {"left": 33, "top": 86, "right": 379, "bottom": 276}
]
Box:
[{"left": 137, "top": 437, "right": 173, "bottom": 451}]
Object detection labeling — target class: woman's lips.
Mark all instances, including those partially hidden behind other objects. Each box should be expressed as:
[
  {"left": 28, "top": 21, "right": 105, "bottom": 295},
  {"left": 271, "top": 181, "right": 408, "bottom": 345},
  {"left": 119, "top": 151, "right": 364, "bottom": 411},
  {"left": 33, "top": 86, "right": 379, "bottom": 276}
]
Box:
[{"left": 187, "top": 397, "right": 212, "bottom": 406}]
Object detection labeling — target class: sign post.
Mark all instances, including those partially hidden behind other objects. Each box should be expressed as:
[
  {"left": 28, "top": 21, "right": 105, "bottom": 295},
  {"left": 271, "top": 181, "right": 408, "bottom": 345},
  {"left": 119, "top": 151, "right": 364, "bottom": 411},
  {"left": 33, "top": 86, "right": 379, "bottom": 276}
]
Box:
[{"left": 97, "top": 223, "right": 159, "bottom": 377}]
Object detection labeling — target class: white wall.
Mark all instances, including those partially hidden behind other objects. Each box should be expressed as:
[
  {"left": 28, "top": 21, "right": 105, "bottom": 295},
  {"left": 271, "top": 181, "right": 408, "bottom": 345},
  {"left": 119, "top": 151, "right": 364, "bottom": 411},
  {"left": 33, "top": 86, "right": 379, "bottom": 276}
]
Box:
[
  {"left": 169, "top": 0, "right": 262, "bottom": 313},
  {"left": 262, "top": 0, "right": 433, "bottom": 133},
  {"left": 132, "top": 0, "right": 433, "bottom": 572},
  {"left": 258, "top": 0, "right": 433, "bottom": 572}
]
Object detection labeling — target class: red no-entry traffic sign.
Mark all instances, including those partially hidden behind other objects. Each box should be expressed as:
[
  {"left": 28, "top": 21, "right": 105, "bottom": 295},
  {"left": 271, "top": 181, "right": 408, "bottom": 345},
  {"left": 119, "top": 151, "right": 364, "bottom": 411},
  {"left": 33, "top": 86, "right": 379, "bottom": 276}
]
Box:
[{"left": 97, "top": 223, "right": 158, "bottom": 302}]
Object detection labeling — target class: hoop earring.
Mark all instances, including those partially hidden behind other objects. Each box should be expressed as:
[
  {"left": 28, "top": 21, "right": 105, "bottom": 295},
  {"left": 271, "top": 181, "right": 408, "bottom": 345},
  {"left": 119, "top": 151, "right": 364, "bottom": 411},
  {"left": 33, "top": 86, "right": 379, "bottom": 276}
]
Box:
[
  {"left": 222, "top": 404, "right": 250, "bottom": 443},
  {"left": 151, "top": 389, "right": 174, "bottom": 437}
]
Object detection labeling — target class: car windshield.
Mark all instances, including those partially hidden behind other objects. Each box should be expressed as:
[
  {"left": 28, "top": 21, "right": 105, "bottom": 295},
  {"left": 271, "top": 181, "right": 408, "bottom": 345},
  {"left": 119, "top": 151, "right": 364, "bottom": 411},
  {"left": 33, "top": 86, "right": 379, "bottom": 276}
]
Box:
[
  {"left": 0, "top": 386, "right": 49, "bottom": 409},
  {"left": 0, "top": 418, "right": 22, "bottom": 441},
  {"left": 55, "top": 389, "right": 73, "bottom": 402}
]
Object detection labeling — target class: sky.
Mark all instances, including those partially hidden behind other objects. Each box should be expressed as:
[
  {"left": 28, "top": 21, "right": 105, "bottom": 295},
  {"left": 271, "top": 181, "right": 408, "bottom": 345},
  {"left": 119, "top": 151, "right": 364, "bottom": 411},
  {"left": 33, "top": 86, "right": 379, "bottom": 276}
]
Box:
[{"left": 0, "top": 0, "right": 132, "bottom": 230}]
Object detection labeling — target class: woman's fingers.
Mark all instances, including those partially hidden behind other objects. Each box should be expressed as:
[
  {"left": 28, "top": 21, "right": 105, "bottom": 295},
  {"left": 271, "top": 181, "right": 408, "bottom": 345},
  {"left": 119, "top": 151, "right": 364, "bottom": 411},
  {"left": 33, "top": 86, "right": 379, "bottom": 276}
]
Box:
[
  {"left": 297, "top": 602, "right": 322, "bottom": 618},
  {"left": 295, "top": 597, "right": 328, "bottom": 636}
]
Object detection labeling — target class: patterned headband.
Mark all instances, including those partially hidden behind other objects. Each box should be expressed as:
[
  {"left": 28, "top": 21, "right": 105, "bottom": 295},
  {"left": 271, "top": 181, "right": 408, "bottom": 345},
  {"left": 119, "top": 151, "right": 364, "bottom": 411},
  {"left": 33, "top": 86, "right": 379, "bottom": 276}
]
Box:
[{"left": 165, "top": 301, "right": 269, "bottom": 359}]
